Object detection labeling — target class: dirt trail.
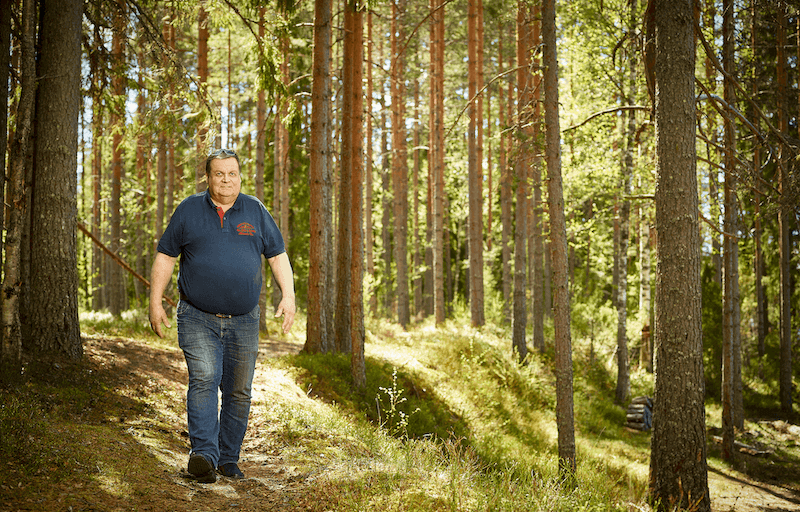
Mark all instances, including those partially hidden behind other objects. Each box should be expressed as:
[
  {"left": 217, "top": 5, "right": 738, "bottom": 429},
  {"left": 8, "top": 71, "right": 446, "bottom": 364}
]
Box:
[
  {"left": 76, "top": 335, "right": 323, "bottom": 512},
  {"left": 7, "top": 335, "right": 798, "bottom": 511}
]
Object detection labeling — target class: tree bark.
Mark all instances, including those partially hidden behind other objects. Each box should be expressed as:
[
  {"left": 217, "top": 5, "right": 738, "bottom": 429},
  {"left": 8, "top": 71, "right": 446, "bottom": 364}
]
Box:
[
  {"left": 530, "top": 6, "right": 544, "bottom": 353},
  {"left": 499, "top": 26, "right": 512, "bottom": 322},
  {"left": 542, "top": 0, "right": 576, "bottom": 479},
  {"left": 273, "top": 29, "right": 291, "bottom": 310},
  {"left": 468, "top": 0, "right": 485, "bottom": 327},
  {"left": 776, "top": 4, "right": 793, "bottom": 416},
  {"left": 366, "top": 11, "right": 376, "bottom": 316},
  {"left": 413, "top": 72, "right": 423, "bottom": 317},
  {"left": 2, "top": 0, "right": 35, "bottom": 366},
  {"left": 257, "top": 6, "right": 269, "bottom": 333},
  {"left": 306, "top": 0, "right": 333, "bottom": 353},
  {"left": 381, "top": 100, "right": 393, "bottom": 315},
  {"left": 721, "top": 0, "right": 741, "bottom": 459},
  {"left": 512, "top": 2, "right": 531, "bottom": 364},
  {"left": 615, "top": 0, "right": 636, "bottom": 405},
  {"left": 335, "top": 0, "right": 355, "bottom": 353},
  {"left": 109, "top": 0, "right": 127, "bottom": 317},
  {"left": 648, "top": 0, "right": 710, "bottom": 508},
  {"left": 639, "top": 178, "right": 652, "bottom": 373},
  {"left": 0, "top": 0, "right": 10, "bottom": 318},
  {"left": 196, "top": 5, "right": 209, "bottom": 192},
  {"left": 91, "top": 20, "right": 105, "bottom": 311},
  {"left": 431, "top": 0, "right": 446, "bottom": 325},
  {"left": 27, "top": 0, "right": 83, "bottom": 359},
  {"left": 347, "top": 0, "right": 366, "bottom": 390},
  {"left": 391, "top": 0, "right": 410, "bottom": 328},
  {"left": 751, "top": 4, "right": 765, "bottom": 379}
]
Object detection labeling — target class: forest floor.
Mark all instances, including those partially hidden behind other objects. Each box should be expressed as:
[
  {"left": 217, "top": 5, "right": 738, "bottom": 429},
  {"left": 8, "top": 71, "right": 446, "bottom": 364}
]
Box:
[{"left": 2, "top": 331, "right": 800, "bottom": 512}]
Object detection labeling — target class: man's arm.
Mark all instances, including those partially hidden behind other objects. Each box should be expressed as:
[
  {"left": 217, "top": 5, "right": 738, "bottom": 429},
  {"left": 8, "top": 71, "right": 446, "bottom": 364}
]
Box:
[
  {"left": 149, "top": 252, "right": 178, "bottom": 337},
  {"left": 267, "top": 251, "right": 296, "bottom": 334}
]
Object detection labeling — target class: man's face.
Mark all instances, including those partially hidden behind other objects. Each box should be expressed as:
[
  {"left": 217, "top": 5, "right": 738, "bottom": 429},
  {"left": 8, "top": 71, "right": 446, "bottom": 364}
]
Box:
[{"left": 207, "top": 157, "right": 241, "bottom": 204}]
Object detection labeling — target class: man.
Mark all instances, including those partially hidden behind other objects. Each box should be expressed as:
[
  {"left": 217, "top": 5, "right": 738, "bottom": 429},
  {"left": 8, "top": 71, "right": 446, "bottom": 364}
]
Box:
[{"left": 149, "top": 148, "right": 295, "bottom": 483}]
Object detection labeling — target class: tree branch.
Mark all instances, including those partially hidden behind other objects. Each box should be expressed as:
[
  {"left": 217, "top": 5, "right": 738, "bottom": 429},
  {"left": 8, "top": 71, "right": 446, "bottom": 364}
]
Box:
[
  {"left": 562, "top": 105, "right": 651, "bottom": 132},
  {"left": 445, "top": 65, "right": 528, "bottom": 142},
  {"left": 77, "top": 221, "right": 177, "bottom": 307}
]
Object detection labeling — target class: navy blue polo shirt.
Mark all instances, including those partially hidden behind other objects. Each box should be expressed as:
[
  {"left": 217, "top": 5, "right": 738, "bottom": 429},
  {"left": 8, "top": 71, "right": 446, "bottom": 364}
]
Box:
[{"left": 157, "top": 190, "right": 285, "bottom": 316}]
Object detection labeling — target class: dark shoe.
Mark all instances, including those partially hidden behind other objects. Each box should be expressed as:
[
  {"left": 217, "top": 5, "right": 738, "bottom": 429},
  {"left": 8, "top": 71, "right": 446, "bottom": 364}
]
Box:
[
  {"left": 188, "top": 453, "right": 217, "bottom": 483},
  {"left": 218, "top": 462, "right": 244, "bottom": 479}
]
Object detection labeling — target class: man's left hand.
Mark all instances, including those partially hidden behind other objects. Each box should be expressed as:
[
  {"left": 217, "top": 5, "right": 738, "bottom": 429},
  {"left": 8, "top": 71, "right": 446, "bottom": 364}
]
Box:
[{"left": 274, "top": 296, "right": 296, "bottom": 334}]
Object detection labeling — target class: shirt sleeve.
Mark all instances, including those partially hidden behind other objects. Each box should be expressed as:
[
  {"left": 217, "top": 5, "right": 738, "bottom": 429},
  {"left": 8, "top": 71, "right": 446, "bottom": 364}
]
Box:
[
  {"left": 260, "top": 201, "right": 285, "bottom": 259},
  {"left": 156, "top": 204, "right": 183, "bottom": 257}
]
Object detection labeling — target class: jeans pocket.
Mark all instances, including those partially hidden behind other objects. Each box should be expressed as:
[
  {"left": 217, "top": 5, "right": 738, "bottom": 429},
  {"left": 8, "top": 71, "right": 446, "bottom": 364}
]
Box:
[
  {"left": 247, "top": 305, "right": 261, "bottom": 321},
  {"left": 178, "top": 299, "right": 191, "bottom": 316}
]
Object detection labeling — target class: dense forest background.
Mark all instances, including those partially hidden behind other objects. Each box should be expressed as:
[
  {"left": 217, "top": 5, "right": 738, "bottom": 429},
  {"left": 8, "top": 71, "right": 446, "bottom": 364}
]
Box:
[{"left": 0, "top": 0, "right": 799, "bottom": 508}]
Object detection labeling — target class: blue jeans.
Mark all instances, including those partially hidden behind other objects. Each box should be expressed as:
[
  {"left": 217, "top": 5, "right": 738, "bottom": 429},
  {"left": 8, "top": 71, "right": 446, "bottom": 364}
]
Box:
[{"left": 177, "top": 300, "right": 260, "bottom": 468}]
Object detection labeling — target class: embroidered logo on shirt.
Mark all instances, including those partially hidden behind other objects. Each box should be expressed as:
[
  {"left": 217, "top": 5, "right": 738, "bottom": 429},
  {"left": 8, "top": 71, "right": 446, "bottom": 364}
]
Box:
[{"left": 237, "top": 222, "right": 256, "bottom": 236}]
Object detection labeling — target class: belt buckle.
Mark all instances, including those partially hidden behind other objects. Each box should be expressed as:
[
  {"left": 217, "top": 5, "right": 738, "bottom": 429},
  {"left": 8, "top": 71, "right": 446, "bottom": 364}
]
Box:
[{"left": 216, "top": 313, "right": 232, "bottom": 318}]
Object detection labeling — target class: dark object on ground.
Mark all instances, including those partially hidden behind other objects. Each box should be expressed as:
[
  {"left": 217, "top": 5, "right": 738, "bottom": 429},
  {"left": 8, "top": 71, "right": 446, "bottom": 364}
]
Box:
[{"left": 625, "top": 396, "right": 653, "bottom": 431}]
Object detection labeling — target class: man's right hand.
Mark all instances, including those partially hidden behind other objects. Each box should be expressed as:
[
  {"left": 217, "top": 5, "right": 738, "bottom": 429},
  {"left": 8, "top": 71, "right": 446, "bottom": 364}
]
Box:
[
  {"left": 149, "top": 252, "right": 178, "bottom": 338},
  {"left": 149, "top": 302, "right": 171, "bottom": 338}
]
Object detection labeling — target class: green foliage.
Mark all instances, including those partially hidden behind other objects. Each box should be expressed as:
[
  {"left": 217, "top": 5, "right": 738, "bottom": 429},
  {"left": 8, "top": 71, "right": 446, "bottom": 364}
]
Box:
[
  {"left": 289, "top": 351, "right": 470, "bottom": 442},
  {"left": 286, "top": 315, "right": 657, "bottom": 510}
]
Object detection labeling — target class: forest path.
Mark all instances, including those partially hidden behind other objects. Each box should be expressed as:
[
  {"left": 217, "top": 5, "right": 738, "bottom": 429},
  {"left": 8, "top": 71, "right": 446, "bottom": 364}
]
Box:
[
  {"left": 7, "top": 334, "right": 798, "bottom": 511},
  {"left": 86, "top": 336, "right": 800, "bottom": 512}
]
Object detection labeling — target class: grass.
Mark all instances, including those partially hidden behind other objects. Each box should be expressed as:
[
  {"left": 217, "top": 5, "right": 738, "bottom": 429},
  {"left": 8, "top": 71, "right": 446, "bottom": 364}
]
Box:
[
  {"left": 1, "top": 306, "right": 798, "bottom": 511},
  {"left": 279, "top": 313, "right": 654, "bottom": 510}
]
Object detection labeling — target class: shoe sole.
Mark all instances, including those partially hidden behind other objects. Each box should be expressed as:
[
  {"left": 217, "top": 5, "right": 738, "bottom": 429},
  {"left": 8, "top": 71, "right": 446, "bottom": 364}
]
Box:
[{"left": 188, "top": 454, "right": 217, "bottom": 483}]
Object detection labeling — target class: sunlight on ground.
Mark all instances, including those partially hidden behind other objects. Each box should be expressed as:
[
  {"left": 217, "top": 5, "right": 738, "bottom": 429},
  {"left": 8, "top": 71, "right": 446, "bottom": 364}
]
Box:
[{"left": 94, "top": 462, "right": 133, "bottom": 500}]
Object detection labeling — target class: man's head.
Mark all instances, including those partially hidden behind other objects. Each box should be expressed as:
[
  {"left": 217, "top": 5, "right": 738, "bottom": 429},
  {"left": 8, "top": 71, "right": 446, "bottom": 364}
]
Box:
[
  {"left": 206, "top": 149, "right": 241, "bottom": 205},
  {"left": 205, "top": 148, "right": 240, "bottom": 176}
]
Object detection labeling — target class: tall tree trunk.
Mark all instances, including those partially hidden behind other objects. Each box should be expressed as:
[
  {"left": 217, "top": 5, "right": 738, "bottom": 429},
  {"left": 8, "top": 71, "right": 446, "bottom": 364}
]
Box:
[
  {"left": 196, "top": 5, "right": 209, "bottom": 192},
  {"left": 531, "top": 7, "right": 544, "bottom": 353},
  {"left": 335, "top": 0, "right": 355, "bottom": 353},
  {"left": 486, "top": 83, "right": 492, "bottom": 254},
  {"left": 306, "top": 0, "right": 333, "bottom": 353},
  {"left": 27, "top": 0, "right": 83, "bottom": 358},
  {"left": 752, "top": 3, "right": 765, "bottom": 378},
  {"left": 347, "top": 0, "right": 366, "bottom": 390},
  {"left": 323, "top": 6, "right": 337, "bottom": 346},
  {"left": 109, "top": 0, "right": 127, "bottom": 317},
  {"left": 366, "top": 10, "right": 376, "bottom": 316},
  {"left": 639, "top": 177, "right": 652, "bottom": 373},
  {"left": 273, "top": 30, "right": 291, "bottom": 310},
  {"left": 499, "top": 27, "right": 512, "bottom": 321},
  {"left": 391, "top": 0, "right": 410, "bottom": 328},
  {"left": 381, "top": 100, "right": 393, "bottom": 315},
  {"left": 705, "top": 0, "right": 722, "bottom": 289},
  {"left": 468, "top": 0, "right": 485, "bottom": 327},
  {"left": 413, "top": 72, "right": 423, "bottom": 316},
  {"left": 135, "top": 51, "right": 148, "bottom": 301},
  {"left": 776, "top": 4, "right": 793, "bottom": 416},
  {"left": 542, "top": 0, "right": 576, "bottom": 479},
  {"left": 425, "top": 22, "right": 435, "bottom": 317},
  {"left": 257, "top": 6, "right": 269, "bottom": 333},
  {"left": 648, "top": 0, "right": 710, "bottom": 508},
  {"left": 431, "top": 0, "right": 446, "bottom": 324},
  {"left": 512, "top": 2, "right": 531, "bottom": 364},
  {"left": 91, "top": 21, "right": 105, "bottom": 312},
  {"left": 721, "top": 0, "right": 741, "bottom": 459},
  {"left": 0, "top": 0, "right": 10, "bottom": 321},
  {"left": 615, "top": 0, "right": 636, "bottom": 405},
  {"left": 2, "top": 0, "right": 35, "bottom": 366}
]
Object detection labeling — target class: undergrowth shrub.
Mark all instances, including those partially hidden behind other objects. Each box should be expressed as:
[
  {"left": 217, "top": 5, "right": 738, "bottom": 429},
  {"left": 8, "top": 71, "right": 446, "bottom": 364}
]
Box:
[{"left": 289, "top": 351, "right": 469, "bottom": 442}]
